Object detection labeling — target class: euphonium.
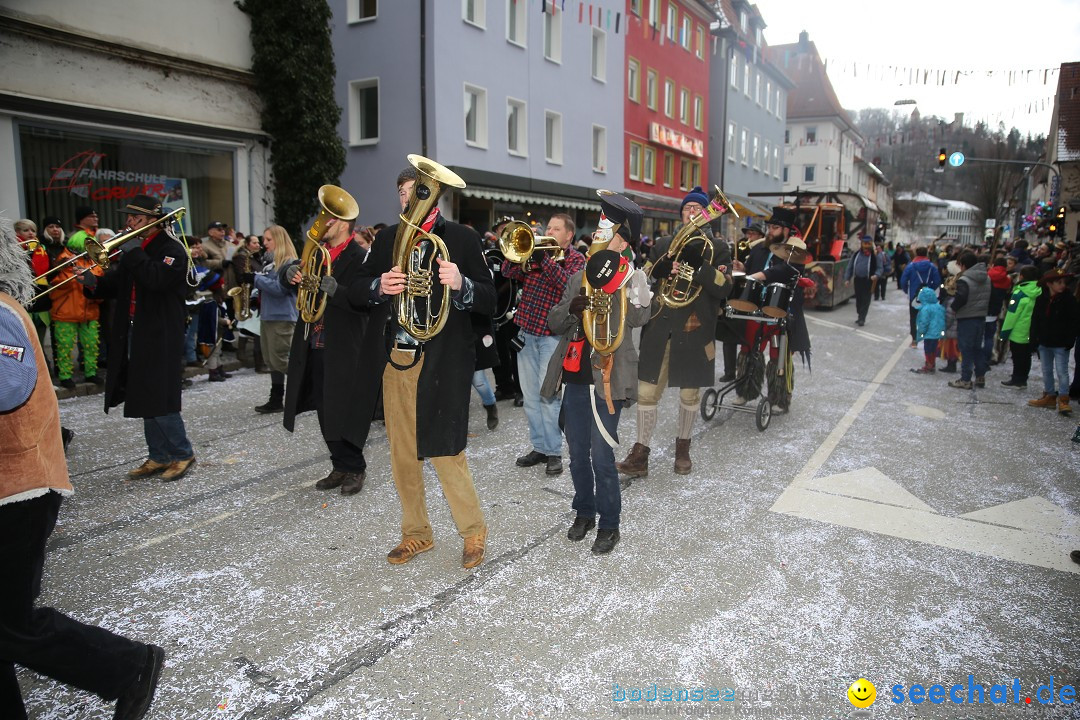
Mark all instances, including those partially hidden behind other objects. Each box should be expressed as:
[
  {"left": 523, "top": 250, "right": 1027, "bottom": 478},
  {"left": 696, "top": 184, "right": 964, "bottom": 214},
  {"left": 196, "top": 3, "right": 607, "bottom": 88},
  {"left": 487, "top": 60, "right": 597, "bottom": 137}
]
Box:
[
  {"left": 296, "top": 185, "right": 359, "bottom": 324},
  {"left": 581, "top": 190, "right": 629, "bottom": 356},
  {"left": 653, "top": 185, "right": 738, "bottom": 309},
  {"left": 498, "top": 221, "right": 566, "bottom": 267},
  {"left": 228, "top": 250, "right": 252, "bottom": 321},
  {"left": 392, "top": 154, "right": 466, "bottom": 341}
]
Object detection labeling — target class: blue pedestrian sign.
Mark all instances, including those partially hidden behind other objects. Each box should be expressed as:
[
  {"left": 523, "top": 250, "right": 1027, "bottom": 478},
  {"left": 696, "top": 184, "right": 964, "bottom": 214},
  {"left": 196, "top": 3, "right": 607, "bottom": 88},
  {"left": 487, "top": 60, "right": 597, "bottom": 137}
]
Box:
[{"left": 948, "top": 152, "right": 965, "bottom": 167}]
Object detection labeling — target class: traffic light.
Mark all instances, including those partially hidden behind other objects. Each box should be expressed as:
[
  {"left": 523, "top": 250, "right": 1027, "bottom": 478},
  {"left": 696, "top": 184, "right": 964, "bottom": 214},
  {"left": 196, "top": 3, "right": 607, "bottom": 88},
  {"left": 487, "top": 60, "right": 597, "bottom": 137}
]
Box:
[
  {"left": 1055, "top": 206, "right": 1067, "bottom": 237},
  {"left": 938, "top": 148, "right": 947, "bottom": 168}
]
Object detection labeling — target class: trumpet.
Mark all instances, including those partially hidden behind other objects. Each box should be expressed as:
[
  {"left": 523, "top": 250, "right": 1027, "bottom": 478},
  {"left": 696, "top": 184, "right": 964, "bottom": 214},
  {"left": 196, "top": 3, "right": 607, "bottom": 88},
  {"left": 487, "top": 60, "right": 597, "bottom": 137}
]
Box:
[
  {"left": 296, "top": 185, "right": 359, "bottom": 324},
  {"left": 652, "top": 185, "right": 737, "bottom": 309},
  {"left": 31, "top": 208, "right": 186, "bottom": 302},
  {"left": 498, "top": 221, "right": 566, "bottom": 268}
]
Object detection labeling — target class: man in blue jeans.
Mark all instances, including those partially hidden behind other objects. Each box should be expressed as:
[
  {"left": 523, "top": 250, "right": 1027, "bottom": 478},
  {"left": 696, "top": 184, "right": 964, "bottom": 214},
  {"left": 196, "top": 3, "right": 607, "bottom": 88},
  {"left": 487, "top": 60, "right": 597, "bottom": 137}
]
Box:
[
  {"left": 502, "top": 213, "right": 586, "bottom": 476},
  {"left": 947, "top": 250, "right": 990, "bottom": 390}
]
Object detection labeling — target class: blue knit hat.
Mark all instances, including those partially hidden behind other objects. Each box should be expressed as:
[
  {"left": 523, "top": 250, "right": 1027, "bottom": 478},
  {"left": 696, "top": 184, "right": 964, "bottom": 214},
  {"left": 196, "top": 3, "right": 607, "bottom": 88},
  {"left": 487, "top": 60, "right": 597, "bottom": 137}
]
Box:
[{"left": 681, "top": 186, "right": 709, "bottom": 212}]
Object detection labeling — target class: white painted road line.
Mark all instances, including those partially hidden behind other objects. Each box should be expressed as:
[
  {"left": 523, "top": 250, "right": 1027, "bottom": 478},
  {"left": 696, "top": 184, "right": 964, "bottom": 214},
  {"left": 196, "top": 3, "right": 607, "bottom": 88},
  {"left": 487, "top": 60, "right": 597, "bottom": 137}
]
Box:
[{"left": 806, "top": 314, "right": 893, "bottom": 342}]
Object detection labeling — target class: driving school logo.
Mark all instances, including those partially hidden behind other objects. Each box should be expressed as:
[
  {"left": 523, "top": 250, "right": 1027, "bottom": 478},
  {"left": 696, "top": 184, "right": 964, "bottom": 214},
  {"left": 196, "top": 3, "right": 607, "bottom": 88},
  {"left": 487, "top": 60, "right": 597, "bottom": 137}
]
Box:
[{"left": 40, "top": 150, "right": 168, "bottom": 202}]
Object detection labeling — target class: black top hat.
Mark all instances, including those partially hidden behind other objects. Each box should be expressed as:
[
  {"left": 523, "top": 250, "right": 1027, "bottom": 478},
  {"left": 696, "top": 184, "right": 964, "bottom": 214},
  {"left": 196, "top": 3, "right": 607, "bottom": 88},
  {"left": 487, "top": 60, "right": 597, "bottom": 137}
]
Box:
[
  {"left": 596, "top": 190, "right": 643, "bottom": 244},
  {"left": 764, "top": 206, "right": 798, "bottom": 231},
  {"left": 118, "top": 195, "right": 166, "bottom": 218}
]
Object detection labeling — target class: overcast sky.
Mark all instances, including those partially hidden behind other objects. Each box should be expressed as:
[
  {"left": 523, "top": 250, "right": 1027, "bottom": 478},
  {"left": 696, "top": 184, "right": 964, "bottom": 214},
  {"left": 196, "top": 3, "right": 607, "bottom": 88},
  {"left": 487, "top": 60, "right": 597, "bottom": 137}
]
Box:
[{"left": 758, "top": 0, "right": 1080, "bottom": 138}]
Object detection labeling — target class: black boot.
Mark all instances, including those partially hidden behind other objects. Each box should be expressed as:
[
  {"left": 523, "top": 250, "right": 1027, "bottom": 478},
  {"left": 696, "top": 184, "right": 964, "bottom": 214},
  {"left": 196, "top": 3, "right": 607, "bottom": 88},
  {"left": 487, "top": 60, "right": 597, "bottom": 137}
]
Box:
[
  {"left": 484, "top": 403, "right": 499, "bottom": 430},
  {"left": 255, "top": 383, "right": 285, "bottom": 414}
]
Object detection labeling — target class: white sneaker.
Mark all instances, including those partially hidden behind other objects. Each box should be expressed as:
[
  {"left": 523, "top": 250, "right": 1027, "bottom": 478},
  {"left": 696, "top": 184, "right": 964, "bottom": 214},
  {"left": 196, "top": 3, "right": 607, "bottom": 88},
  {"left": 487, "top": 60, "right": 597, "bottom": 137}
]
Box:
[{"left": 732, "top": 395, "right": 747, "bottom": 406}]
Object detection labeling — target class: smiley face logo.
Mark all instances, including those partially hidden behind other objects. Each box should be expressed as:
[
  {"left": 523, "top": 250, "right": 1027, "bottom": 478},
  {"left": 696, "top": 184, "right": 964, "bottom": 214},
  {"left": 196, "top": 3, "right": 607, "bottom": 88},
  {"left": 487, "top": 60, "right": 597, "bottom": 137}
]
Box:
[{"left": 847, "top": 678, "right": 876, "bottom": 708}]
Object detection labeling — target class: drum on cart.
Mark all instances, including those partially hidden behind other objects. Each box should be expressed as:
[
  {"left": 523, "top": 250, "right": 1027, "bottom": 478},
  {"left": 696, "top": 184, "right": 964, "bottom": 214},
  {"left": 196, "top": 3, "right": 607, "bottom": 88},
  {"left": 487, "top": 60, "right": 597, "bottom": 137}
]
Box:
[
  {"left": 761, "top": 283, "right": 793, "bottom": 319},
  {"left": 728, "top": 272, "right": 764, "bottom": 313}
]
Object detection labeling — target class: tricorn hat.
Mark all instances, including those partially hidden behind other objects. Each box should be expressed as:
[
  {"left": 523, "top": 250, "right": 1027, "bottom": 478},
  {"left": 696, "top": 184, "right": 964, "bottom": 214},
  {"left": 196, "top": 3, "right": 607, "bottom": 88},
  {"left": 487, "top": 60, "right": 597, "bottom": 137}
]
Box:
[
  {"left": 764, "top": 206, "right": 798, "bottom": 231},
  {"left": 118, "top": 195, "right": 166, "bottom": 218}
]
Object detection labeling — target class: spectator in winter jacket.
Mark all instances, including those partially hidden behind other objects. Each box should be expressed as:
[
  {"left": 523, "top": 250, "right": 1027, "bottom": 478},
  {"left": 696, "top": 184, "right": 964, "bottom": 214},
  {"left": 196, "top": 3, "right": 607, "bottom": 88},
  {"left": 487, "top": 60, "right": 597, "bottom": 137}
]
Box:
[
  {"left": 844, "top": 236, "right": 879, "bottom": 326},
  {"left": 1027, "top": 269, "right": 1080, "bottom": 415},
  {"left": 1009, "top": 238, "right": 1033, "bottom": 266},
  {"left": 874, "top": 242, "right": 892, "bottom": 300},
  {"left": 901, "top": 247, "right": 942, "bottom": 347},
  {"left": 1000, "top": 265, "right": 1042, "bottom": 388},
  {"left": 985, "top": 256, "right": 1013, "bottom": 367},
  {"left": 911, "top": 286, "right": 945, "bottom": 374},
  {"left": 947, "top": 251, "right": 990, "bottom": 390}
]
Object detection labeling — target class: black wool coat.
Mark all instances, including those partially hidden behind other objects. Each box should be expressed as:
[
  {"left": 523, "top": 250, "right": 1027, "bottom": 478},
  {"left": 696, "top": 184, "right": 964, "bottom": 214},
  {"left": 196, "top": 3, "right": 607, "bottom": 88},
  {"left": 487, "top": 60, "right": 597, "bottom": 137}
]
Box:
[
  {"left": 283, "top": 241, "right": 372, "bottom": 449},
  {"left": 638, "top": 230, "right": 733, "bottom": 388},
  {"left": 345, "top": 218, "right": 496, "bottom": 458},
  {"left": 91, "top": 231, "right": 189, "bottom": 418}
]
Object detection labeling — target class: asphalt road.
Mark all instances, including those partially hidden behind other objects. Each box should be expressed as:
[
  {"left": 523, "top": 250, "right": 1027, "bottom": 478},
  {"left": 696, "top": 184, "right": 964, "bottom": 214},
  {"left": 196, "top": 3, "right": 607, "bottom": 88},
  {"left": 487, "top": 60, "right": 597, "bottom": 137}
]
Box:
[{"left": 19, "top": 290, "right": 1080, "bottom": 719}]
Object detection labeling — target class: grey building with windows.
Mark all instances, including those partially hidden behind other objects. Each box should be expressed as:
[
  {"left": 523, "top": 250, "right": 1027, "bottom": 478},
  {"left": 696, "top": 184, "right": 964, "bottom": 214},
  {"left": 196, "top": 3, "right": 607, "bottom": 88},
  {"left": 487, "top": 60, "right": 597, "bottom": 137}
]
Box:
[{"left": 333, "top": 0, "right": 624, "bottom": 232}]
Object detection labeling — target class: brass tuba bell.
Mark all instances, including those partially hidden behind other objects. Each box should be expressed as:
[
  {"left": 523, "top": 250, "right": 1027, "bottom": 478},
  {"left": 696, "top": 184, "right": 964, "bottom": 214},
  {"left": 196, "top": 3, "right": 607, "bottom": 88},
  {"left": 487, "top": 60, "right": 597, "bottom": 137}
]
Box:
[{"left": 296, "top": 185, "right": 359, "bottom": 325}]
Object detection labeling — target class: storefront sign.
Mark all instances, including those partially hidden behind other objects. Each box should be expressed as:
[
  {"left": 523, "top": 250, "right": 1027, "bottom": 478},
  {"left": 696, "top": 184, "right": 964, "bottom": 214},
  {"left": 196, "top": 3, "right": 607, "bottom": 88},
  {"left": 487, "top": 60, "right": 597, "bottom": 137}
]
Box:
[
  {"left": 649, "top": 123, "right": 704, "bottom": 158},
  {"left": 41, "top": 150, "right": 171, "bottom": 202}
]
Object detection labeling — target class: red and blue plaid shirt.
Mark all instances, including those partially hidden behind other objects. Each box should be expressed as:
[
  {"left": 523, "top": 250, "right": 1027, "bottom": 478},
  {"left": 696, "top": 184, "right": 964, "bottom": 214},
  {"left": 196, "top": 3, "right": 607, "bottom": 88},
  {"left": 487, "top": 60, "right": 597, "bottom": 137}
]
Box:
[{"left": 502, "top": 248, "right": 585, "bottom": 336}]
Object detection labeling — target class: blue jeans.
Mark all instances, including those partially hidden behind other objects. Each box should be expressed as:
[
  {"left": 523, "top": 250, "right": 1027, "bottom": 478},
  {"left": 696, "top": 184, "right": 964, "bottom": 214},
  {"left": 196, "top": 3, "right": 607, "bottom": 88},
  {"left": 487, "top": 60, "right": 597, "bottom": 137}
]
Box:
[
  {"left": 563, "top": 383, "right": 622, "bottom": 530},
  {"left": 143, "top": 412, "right": 194, "bottom": 463},
  {"left": 517, "top": 331, "right": 563, "bottom": 456},
  {"left": 956, "top": 317, "right": 988, "bottom": 382},
  {"left": 1040, "top": 345, "right": 1071, "bottom": 396},
  {"left": 472, "top": 370, "right": 495, "bottom": 406}
]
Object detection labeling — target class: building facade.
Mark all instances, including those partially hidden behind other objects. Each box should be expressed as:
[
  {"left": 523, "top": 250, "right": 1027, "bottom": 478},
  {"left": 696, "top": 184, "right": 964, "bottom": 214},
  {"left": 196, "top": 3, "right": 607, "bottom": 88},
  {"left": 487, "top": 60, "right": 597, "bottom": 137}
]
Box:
[
  {"left": 1047, "top": 61, "right": 1080, "bottom": 246},
  {"left": 893, "top": 191, "right": 980, "bottom": 247},
  {"left": 621, "top": 0, "right": 714, "bottom": 238},
  {"left": 333, "top": 0, "right": 624, "bottom": 235},
  {"left": 0, "top": 0, "right": 271, "bottom": 237}
]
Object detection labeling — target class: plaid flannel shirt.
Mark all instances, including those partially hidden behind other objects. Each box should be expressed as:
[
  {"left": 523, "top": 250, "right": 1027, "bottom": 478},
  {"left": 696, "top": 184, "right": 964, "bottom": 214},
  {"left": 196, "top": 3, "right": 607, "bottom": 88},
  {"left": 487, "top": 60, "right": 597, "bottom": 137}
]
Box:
[{"left": 502, "top": 248, "right": 585, "bottom": 337}]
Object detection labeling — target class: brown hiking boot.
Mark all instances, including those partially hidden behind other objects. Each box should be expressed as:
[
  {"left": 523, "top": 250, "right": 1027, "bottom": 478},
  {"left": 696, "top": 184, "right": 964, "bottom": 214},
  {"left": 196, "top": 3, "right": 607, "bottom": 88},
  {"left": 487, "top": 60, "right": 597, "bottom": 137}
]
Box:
[
  {"left": 127, "top": 459, "right": 169, "bottom": 479},
  {"left": 462, "top": 527, "right": 487, "bottom": 569},
  {"left": 339, "top": 472, "right": 365, "bottom": 496},
  {"left": 387, "top": 537, "right": 434, "bottom": 565},
  {"left": 1028, "top": 393, "right": 1057, "bottom": 409},
  {"left": 674, "top": 438, "right": 692, "bottom": 475},
  {"left": 1058, "top": 396, "right": 1072, "bottom": 416},
  {"left": 161, "top": 456, "right": 196, "bottom": 482},
  {"left": 616, "top": 443, "right": 650, "bottom": 478}
]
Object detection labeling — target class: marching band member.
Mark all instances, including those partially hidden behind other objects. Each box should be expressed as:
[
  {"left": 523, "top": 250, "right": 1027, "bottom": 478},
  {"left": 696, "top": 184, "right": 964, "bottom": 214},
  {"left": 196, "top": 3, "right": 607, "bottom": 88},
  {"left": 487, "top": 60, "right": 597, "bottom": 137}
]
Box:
[
  {"left": 282, "top": 215, "right": 370, "bottom": 496},
  {"left": 77, "top": 194, "right": 197, "bottom": 482},
  {"left": 542, "top": 193, "right": 651, "bottom": 554},
  {"left": 501, "top": 213, "right": 586, "bottom": 477},
  {"left": 616, "top": 187, "right": 732, "bottom": 479},
  {"left": 346, "top": 164, "right": 497, "bottom": 569}
]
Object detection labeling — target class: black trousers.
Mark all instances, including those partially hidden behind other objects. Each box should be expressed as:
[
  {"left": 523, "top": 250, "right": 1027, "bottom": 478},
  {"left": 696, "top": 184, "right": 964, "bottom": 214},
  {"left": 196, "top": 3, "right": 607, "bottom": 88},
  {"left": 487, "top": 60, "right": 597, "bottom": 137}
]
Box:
[
  {"left": 1009, "top": 341, "right": 1034, "bottom": 384},
  {"left": 874, "top": 276, "right": 886, "bottom": 300},
  {"left": 1, "top": 493, "right": 146, "bottom": 719},
  {"left": 909, "top": 305, "right": 919, "bottom": 341},
  {"left": 492, "top": 321, "right": 520, "bottom": 395},
  {"left": 853, "top": 277, "right": 872, "bottom": 321},
  {"left": 310, "top": 349, "right": 367, "bottom": 473}
]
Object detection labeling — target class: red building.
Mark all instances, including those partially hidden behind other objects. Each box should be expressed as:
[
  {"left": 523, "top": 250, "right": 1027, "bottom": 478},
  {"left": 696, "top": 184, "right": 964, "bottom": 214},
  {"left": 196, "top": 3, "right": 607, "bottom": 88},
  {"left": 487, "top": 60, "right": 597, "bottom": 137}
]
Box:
[{"left": 623, "top": 0, "right": 716, "bottom": 238}]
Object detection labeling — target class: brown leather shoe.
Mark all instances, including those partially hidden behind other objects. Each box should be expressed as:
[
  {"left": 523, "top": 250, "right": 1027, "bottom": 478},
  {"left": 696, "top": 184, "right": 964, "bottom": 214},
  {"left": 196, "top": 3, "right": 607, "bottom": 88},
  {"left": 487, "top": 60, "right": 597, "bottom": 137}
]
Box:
[
  {"left": 616, "top": 442, "right": 650, "bottom": 478},
  {"left": 1058, "top": 396, "right": 1072, "bottom": 416},
  {"left": 315, "top": 470, "right": 346, "bottom": 490},
  {"left": 674, "top": 438, "right": 692, "bottom": 475},
  {"left": 339, "top": 472, "right": 365, "bottom": 496},
  {"left": 387, "top": 537, "right": 434, "bottom": 565},
  {"left": 462, "top": 527, "right": 487, "bottom": 569},
  {"left": 128, "top": 459, "right": 169, "bottom": 479},
  {"left": 1028, "top": 393, "right": 1057, "bottom": 409},
  {"left": 161, "top": 456, "right": 196, "bottom": 482}
]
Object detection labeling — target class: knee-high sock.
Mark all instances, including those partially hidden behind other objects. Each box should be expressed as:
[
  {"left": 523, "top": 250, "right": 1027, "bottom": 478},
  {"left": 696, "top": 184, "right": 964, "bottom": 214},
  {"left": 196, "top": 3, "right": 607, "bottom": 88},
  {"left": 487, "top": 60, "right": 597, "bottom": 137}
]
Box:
[
  {"left": 676, "top": 405, "right": 695, "bottom": 440},
  {"left": 636, "top": 405, "right": 657, "bottom": 447}
]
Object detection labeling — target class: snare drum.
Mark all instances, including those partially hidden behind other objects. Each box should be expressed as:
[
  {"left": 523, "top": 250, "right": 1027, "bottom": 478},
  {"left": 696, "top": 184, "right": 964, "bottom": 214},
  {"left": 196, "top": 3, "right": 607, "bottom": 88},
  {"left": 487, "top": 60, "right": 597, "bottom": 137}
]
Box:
[
  {"left": 761, "top": 283, "right": 793, "bottom": 318},
  {"left": 728, "top": 272, "right": 764, "bottom": 313}
]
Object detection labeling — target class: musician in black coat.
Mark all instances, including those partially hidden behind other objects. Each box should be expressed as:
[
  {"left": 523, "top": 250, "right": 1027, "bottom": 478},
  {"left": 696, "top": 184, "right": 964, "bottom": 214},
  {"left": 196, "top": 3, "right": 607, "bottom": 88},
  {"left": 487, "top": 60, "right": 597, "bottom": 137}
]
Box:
[
  {"left": 81, "top": 195, "right": 196, "bottom": 482},
  {"left": 345, "top": 165, "right": 496, "bottom": 569},
  {"left": 282, "top": 217, "right": 370, "bottom": 496}
]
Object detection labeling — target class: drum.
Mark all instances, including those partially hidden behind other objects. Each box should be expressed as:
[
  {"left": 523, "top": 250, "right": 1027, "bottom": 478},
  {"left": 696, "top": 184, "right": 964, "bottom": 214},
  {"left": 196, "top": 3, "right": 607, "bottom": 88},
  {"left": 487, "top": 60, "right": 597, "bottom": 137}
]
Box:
[
  {"left": 728, "top": 272, "right": 764, "bottom": 313},
  {"left": 761, "top": 283, "right": 793, "bottom": 318}
]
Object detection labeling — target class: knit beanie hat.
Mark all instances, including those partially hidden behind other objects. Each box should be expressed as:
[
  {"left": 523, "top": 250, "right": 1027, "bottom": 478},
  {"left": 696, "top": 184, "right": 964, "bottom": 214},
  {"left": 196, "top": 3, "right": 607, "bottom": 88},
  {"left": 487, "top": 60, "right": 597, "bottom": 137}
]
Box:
[{"left": 681, "top": 186, "right": 709, "bottom": 212}]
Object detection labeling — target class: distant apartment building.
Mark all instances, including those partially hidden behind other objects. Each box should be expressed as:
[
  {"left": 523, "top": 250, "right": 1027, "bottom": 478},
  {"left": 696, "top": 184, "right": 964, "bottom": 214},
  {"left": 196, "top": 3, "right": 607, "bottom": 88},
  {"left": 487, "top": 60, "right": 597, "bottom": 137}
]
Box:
[
  {"left": 894, "top": 191, "right": 980, "bottom": 247},
  {"left": 621, "top": 0, "right": 715, "bottom": 239},
  {"left": 332, "top": 0, "right": 624, "bottom": 233}
]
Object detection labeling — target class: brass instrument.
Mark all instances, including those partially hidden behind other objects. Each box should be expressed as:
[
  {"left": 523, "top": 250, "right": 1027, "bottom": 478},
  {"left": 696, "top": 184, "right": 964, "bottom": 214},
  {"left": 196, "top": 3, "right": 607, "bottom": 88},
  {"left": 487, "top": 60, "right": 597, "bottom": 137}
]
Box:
[
  {"left": 296, "top": 185, "right": 359, "bottom": 324},
  {"left": 31, "top": 208, "right": 186, "bottom": 302},
  {"left": 581, "top": 189, "right": 629, "bottom": 356},
  {"left": 498, "top": 221, "right": 566, "bottom": 268},
  {"left": 652, "top": 185, "right": 738, "bottom": 309},
  {"left": 390, "top": 154, "right": 465, "bottom": 342},
  {"left": 228, "top": 250, "right": 252, "bottom": 320}
]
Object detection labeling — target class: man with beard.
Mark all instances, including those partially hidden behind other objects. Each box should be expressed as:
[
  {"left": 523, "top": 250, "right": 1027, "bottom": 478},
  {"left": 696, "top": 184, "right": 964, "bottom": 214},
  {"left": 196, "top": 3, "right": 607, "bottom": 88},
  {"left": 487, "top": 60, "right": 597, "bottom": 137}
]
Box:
[{"left": 0, "top": 217, "right": 165, "bottom": 720}]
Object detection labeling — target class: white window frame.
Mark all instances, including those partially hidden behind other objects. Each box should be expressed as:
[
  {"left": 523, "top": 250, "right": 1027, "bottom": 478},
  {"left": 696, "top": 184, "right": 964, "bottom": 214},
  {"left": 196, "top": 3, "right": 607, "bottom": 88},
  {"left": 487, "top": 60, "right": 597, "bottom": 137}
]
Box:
[
  {"left": 592, "top": 124, "right": 607, "bottom": 173},
  {"left": 663, "top": 152, "right": 674, "bottom": 187},
  {"left": 806, "top": 126, "right": 817, "bottom": 144},
  {"left": 730, "top": 53, "right": 739, "bottom": 88},
  {"left": 506, "top": 0, "right": 526, "bottom": 47},
  {"left": 628, "top": 141, "right": 642, "bottom": 181},
  {"left": 775, "top": 88, "right": 782, "bottom": 117},
  {"left": 726, "top": 122, "right": 736, "bottom": 161},
  {"left": 664, "top": 78, "right": 675, "bottom": 118},
  {"left": 679, "top": 158, "right": 691, "bottom": 191},
  {"left": 543, "top": 8, "right": 562, "bottom": 63},
  {"left": 464, "top": 83, "right": 488, "bottom": 148},
  {"left": 804, "top": 165, "right": 816, "bottom": 183},
  {"left": 754, "top": 71, "right": 761, "bottom": 105},
  {"left": 545, "top": 110, "right": 563, "bottom": 164},
  {"left": 646, "top": 68, "right": 658, "bottom": 110},
  {"left": 347, "top": 0, "right": 377, "bottom": 24},
  {"left": 630, "top": 0, "right": 641, "bottom": 15},
  {"left": 506, "top": 97, "right": 527, "bottom": 157},
  {"left": 740, "top": 127, "right": 748, "bottom": 166},
  {"left": 765, "top": 80, "right": 772, "bottom": 112},
  {"left": 695, "top": 25, "right": 705, "bottom": 60},
  {"left": 347, "top": 77, "right": 379, "bottom": 146},
  {"left": 783, "top": 165, "right": 788, "bottom": 183},
  {"left": 666, "top": 3, "right": 677, "bottom": 42},
  {"left": 679, "top": 88, "right": 689, "bottom": 125},
  {"left": 773, "top": 146, "right": 780, "bottom": 177},
  {"left": 752, "top": 134, "right": 760, "bottom": 170},
  {"left": 591, "top": 27, "right": 606, "bottom": 82},
  {"left": 693, "top": 95, "right": 703, "bottom": 131},
  {"left": 743, "top": 62, "right": 750, "bottom": 96},
  {"left": 628, "top": 58, "right": 641, "bottom": 103},
  {"left": 643, "top": 146, "right": 655, "bottom": 184},
  {"left": 649, "top": 0, "right": 660, "bottom": 27},
  {"left": 680, "top": 13, "right": 691, "bottom": 50},
  {"left": 462, "top": 0, "right": 486, "bottom": 29}
]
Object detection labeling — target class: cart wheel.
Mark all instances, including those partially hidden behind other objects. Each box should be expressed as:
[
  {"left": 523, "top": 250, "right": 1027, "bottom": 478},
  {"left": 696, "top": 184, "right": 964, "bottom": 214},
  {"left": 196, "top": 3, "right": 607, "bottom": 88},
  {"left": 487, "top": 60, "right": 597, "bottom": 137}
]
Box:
[
  {"left": 755, "top": 398, "right": 772, "bottom": 431},
  {"left": 700, "top": 388, "right": 718, "bottom": 421}
]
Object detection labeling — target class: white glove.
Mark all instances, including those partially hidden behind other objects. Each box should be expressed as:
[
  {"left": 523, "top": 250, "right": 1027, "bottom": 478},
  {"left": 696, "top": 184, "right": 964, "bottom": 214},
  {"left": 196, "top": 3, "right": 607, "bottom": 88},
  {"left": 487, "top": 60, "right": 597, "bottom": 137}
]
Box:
[{"left": 626, "top": 269, "right": 653, "bottom": 308}]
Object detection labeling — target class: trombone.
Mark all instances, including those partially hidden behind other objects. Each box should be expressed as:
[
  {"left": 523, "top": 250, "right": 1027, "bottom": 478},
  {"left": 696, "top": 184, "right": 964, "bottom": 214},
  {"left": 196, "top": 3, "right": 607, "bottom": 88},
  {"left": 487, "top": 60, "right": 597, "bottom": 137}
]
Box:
[
  {"left": 498, "top": 221, "right": 565, "bottom": 268},
  {"left": 31, "top": 208, "right": 186, "bottom": 302}
]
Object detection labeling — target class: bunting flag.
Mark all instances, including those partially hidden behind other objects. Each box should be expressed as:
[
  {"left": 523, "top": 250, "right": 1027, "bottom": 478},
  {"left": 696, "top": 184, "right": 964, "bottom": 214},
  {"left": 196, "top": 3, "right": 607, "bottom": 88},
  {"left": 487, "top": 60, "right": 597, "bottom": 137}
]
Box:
[{"left": 579, "top": 0, "right": 583, "bottom": 23}]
